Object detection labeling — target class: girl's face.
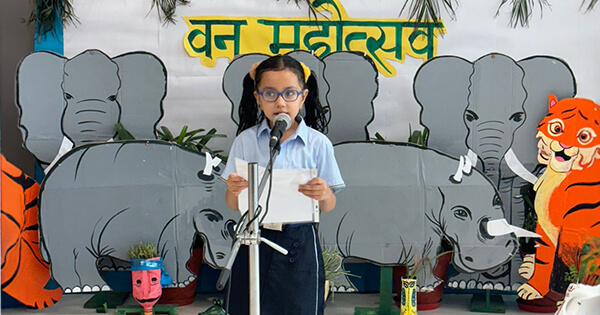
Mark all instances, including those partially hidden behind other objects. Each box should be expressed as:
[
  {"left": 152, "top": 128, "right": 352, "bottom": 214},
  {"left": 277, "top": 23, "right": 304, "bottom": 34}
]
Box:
[{"left": 254, "top": 69, "right": 308, "bottom": 128}]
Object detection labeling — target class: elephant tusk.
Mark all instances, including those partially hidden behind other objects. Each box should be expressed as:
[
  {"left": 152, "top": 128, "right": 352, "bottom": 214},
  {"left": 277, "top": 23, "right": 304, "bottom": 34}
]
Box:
[
  {"left": 45, "top": 136, "right": 74, "bottom": 174},
  {"left": 504, "top": 148, "right": 538, "bottom": 184},
  {"left": 486, "top": 218, "right": 540, "bottom": 238},
  {"left": 452, "top": 156, "right": 466, "bottom": 182},
  {"left": 203, "top": 152, "right": 222, "bottom": 176},
  {"left": 452, "top": 150, "right": 477, "bottom": 182}
]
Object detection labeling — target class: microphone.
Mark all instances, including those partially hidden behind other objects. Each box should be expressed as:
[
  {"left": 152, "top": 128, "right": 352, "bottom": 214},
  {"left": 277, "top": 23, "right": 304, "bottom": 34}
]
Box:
[{"left": 269, "top": 113, "right": 292, "bottom": 147}]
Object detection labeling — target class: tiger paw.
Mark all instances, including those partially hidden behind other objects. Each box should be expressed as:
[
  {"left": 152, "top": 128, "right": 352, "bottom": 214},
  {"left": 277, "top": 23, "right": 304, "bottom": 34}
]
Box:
[
  {"left": 31, "top": 287, "right": 63, "bottom": 309},
  {"left": 517, "top": 283, "right": 543, "bottom": 300},
  {"left": 518, "top": 254, "right": 535, "bottom": 280}
]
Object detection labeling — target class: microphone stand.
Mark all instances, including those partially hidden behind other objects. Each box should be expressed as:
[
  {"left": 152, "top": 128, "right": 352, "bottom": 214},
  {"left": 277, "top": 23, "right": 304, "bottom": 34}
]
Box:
[{"left": 217, "top": 142, "right": 289, "bottom": 315}]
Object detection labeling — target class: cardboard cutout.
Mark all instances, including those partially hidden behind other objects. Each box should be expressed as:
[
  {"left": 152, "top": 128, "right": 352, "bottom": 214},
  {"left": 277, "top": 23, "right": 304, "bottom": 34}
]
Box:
[
  {"left": 16, "top": 50, "right": 166, "bottom": 165},
  {"left": 39, "top": 141, "right": 239, "bottom": 293},
  {"left": 517, "top": 96, "right": 600, "bottom": 301},
  {"left": 319, "top": 142, "right": 519, "bottom": 291},
  {"left": 414, "top": 53, "right": 576, "bottom": 289},
  {"left": 1, "top": 155, "right": 62, "bottom": 308}
]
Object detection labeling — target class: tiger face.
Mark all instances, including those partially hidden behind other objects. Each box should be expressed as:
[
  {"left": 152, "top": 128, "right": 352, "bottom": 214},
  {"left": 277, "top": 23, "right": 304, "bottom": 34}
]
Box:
[{"left": 537, "top": 95, "right": 600, "bottom": 172}]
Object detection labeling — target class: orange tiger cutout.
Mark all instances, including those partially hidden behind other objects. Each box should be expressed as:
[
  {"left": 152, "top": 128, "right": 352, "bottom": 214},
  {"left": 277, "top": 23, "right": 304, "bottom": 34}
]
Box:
[
  {"left": 517, "top": 96, "right": 600, "bottom": 300},
  {"left": 1, "top": 155, "right": 63, "bottom": 308}
]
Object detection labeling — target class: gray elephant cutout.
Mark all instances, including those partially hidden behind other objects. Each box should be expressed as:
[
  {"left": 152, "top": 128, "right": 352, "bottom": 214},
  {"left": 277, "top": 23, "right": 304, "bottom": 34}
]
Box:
[
  {"left": 222, "top": 51, "right": 377, "bottom": 143},
  {"left": 16, "top": 49, "right": 167, "bottom": 165},
  {"left": 414, "top": 53, "right": 576, "bottom": 289},
  {"left": 319, "top": 142, "right": 518, "bottom": 291},
  {"left": 39, "top": 141, "right": 239, "bottom": 293}
]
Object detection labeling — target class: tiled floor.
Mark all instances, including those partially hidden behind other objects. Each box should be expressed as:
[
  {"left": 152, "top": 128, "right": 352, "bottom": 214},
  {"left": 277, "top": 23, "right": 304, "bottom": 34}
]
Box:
[{"left": 2, "top": 292, "right": 535, "bottom": 314}]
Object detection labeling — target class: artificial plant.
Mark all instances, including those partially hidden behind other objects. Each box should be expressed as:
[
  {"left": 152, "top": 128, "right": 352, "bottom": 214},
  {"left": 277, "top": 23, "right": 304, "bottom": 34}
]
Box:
[{"left": 115, "top": 123, "right": 228, "bottom": 162}]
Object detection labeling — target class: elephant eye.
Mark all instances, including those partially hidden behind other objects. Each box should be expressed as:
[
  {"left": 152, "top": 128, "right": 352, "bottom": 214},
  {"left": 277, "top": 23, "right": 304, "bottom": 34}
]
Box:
[
  {"left": 199, "top": 209, "right": 223, "bottom": 222},
  {"left": 204, "top": 213, "right": 221, "bottom": 222},
  {"left": 509, "top": 112, "right": 524, "bottom": 122},
  {"left": 465, "top": 110, "right": 479, "bottom": 122},
  {"left": 135, "top": 279, "right": 142, "bottom": 286},
  {"left": 151, "top": 277, "right": 158, "bottom": 284},
  {"left": 107, "top": 95, "right": 117, "bottom": 102},
  {"left": 492, "top": 194, "right": 502, "bottom": 207},
  {"left": 452, "top": 206, "right": 472, "bottom": 221},
  {"left": 64, "top": 92, "right": 73, "bottom": 100}
]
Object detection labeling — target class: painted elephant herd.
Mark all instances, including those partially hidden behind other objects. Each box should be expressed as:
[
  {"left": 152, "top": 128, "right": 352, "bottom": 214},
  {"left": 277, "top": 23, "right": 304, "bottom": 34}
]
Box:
[{"left": 13, "top": 49, "right": 581, "bottom": 306}]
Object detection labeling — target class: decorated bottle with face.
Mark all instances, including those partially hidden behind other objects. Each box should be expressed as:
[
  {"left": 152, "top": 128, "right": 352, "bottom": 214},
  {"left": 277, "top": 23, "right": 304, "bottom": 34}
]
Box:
[{"left": 131, "top": 257, "right": 167, "bottom": 315}]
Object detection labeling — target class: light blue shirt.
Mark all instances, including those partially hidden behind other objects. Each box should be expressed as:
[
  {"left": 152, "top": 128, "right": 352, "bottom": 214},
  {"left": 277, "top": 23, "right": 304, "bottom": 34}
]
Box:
[{"left": 221, "top": 119, "right": 345, "bottom": 192}]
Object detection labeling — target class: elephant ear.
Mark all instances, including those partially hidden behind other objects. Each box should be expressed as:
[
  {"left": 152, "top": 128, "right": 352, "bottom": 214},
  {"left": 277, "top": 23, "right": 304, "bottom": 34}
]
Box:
[
  {"left": 322, "top": 51, "right": 377, "bottom": 144},
  {"left": 414, "top": 56, "right": 472, "bottom": 157},
  {"left": 16, "top": 51, "right": 67, "bottom": 165},
  {"left": 113, "top": 52, "right": 166, "bottom": 139},
  {"left": 513, "top": 56, "right": 576, "bottom": 171},
  {"left": 222, "top": 53, "right": 269, "bottom": 126}
]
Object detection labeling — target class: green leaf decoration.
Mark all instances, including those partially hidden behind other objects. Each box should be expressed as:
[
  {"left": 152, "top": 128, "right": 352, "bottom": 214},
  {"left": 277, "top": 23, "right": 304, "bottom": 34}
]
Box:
[{"left": 114, "top": 122, "right": 136, "bottom": 140}]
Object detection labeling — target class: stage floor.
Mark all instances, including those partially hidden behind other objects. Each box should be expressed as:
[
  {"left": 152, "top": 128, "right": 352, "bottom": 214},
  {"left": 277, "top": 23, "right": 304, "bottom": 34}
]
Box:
[{"left": 1, "top": 292, "right": 534, "bottom": 314}]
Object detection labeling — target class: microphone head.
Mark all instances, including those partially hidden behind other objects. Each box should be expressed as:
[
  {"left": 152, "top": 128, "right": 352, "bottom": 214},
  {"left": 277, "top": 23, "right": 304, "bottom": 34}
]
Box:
[{"left": 274, "top": 113, "right": 292, "bottom": 131}]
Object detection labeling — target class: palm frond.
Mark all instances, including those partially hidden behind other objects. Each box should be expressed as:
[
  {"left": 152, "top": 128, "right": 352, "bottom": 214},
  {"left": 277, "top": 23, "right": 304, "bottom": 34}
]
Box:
[
  {"left": 150, "top": 0, "right": 190, "bottom": 25},
  {"left": 581, "top": 0, "right": 599, "bottom": 13},
  {"left": 400, "top": 0, "right": 458, "bottom": 26},
  {"left": 28, "top": 0, "right": 79, "bottom": 40},
  {"left": 496, "top": 0, "right": 551, "bottom": 28},
  {"left": 291, "top": 0, "right": 324, "bottom": 22}
]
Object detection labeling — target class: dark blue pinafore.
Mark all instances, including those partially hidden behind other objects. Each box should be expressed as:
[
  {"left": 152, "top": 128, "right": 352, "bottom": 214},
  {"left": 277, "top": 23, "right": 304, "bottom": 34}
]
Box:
[{"left": 225, "top": 223, "right": 325, "bottom": 315}]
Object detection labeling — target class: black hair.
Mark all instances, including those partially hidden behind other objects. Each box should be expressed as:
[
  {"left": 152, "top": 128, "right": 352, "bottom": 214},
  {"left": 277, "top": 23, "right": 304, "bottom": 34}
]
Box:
[{"left": 237, "top": 55, "right": 329, "bottom": 135}]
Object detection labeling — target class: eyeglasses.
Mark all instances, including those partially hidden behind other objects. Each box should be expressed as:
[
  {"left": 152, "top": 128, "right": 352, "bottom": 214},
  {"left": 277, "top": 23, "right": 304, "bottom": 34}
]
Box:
[{"left": 257, "top": 89, "right": 303, "bottom": 102}]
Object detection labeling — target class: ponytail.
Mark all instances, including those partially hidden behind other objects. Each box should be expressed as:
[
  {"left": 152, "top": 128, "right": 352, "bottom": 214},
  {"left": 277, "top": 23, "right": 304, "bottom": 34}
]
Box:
[
  {"left": 237, "top": 74, "right": 262, "bottom": 135},
  {"left": 302, "top": 71, "right": 329, "bottom": 133}
]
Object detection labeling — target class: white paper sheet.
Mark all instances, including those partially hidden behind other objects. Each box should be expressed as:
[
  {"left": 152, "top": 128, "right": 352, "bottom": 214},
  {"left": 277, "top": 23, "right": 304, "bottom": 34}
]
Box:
[{"left": 235, "top": 159, "right": 319, "bottom": 224}]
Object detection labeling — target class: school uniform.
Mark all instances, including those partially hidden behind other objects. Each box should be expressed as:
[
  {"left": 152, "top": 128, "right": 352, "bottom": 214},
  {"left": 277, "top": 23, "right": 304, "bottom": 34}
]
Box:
[{"left": 221, "top": 119, "right": 345, "bottom": 315}]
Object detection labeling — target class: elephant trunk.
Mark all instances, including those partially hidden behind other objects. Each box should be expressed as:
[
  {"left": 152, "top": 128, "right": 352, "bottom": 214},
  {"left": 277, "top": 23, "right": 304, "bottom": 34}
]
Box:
[
  {"left": 474, "top": 122, "right": 511, "bottom": 185},
  {"left": 61, "top": 99, "right": 121, "bottom": 146}
]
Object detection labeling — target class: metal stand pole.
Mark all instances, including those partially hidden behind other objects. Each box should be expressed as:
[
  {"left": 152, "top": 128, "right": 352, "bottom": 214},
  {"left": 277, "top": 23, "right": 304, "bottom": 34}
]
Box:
[
  {"left": 216, "top": 146, "right": 288, "bottom": 315},
  {"left": 248, "top": 163, "right": 260, "bottom": 315}
]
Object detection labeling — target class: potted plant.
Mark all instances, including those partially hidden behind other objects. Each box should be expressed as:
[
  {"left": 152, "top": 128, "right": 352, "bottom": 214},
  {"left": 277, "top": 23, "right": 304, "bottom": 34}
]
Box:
[
  {"left": 128, "top": 242, "right": 172, "bottom": 315},
  {"left": 321, "top": 246, "right": 356, "bottom": 301},
  {"left": 396, "top": 249, "right": 453, "bottom": 315}
]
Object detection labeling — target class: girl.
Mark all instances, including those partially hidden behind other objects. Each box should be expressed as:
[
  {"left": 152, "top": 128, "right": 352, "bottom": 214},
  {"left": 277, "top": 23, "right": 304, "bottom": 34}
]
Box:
[{"left": 221, "top": 55, "right": 345, "bottom": 314}]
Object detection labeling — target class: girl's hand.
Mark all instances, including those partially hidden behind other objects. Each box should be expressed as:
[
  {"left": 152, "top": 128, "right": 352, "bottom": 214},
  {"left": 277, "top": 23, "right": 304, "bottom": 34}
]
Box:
[
  {"left": 227, "top": 173, "right": 248, "bottom": 196},
  {"left": 298, "top": 177, "right": 333, "bottom": 201}
]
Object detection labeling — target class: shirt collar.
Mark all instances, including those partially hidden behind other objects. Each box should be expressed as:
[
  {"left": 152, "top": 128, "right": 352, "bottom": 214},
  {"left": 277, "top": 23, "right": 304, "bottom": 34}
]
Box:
[{"left": 256, "top": 117, "right": 308, "bottom": 145}]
